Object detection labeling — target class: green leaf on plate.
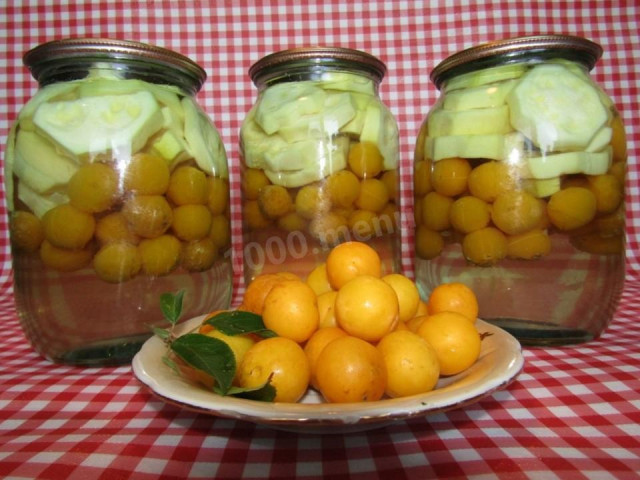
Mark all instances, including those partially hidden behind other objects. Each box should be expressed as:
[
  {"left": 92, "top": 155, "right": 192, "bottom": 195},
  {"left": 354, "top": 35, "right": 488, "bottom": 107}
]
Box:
[
  {"left": 171, "top": 333, "right": 236, "bottom": 394},
  {"left": 218, "top": 378, "right": 277, "bottom": 402},
  {"left": 162, "top": 354, "right": 180, "bottom": 375},
  {"left": 151, "top": 326, "right": 171, "bottom": 342},
  {"left": 160, "top": 290, "right": 185, "bottom": 326},
  {"left": 204, "top": 310, "right": 277, "bottom": 338}
]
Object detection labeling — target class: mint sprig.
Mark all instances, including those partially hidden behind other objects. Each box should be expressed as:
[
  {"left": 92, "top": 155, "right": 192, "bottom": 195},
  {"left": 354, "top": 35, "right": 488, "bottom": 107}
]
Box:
[
  {"left": 204, "top": 310, "right": 277, "bottom": 338},
  {"left": 153, "top": 291, "right": 276, "bottom": 401},
  {"left": 161, "top": 290, "right": 185, "bottom": 325},
  {"left": 151, "top": 291, "right": 185, "bottom": 343},
  {"left": 171, "top": 333, "right": 236, "bottom": 394}
]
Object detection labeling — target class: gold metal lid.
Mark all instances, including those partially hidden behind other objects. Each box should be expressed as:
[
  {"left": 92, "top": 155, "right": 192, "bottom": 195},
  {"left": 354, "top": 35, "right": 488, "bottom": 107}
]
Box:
[
  {"left": 431, "top": 35, "right": 603, "bottom": 89},
  {"left": 23, "top": 37, "right": 207, "bottom": 90},
  {"left": 249, "top": 46, "right": 386, "bottom": 86}
]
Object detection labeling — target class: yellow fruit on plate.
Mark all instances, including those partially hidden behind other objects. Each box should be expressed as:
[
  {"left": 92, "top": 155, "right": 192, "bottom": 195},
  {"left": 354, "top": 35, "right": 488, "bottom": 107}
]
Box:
[{"left": 417, "top": 311, "right": 481, "bottom": 376}]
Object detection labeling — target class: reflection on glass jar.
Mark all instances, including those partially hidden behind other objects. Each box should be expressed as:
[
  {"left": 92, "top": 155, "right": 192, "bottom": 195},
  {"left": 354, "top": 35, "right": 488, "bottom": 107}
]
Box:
[
  {"left": 5, "top": 38, "right": 232, "bottom": 365},
  {"left": 240, "top": 47, "right": 401, "bottom": 284},
  {"left": 413, "top": 35, "right": 626, "bottom": 345}
]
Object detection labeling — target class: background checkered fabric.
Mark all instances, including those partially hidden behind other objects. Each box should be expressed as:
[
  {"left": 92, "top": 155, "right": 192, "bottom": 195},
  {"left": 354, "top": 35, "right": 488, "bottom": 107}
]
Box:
[{"left": 0, "top": 2, "right": 638, "bottom": 479}]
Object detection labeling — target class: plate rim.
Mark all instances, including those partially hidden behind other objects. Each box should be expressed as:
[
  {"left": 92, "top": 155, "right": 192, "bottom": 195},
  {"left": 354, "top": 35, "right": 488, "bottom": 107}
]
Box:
[{"left": 132, "top": 315, "right": 524, "bottom": 429}]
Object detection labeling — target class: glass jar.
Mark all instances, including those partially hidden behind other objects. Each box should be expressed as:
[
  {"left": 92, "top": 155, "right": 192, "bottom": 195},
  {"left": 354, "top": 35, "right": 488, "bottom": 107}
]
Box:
[
  {"left": 5, "top": 38, "right": 232, "bottom": 365},
  {"left": 413, "top": 35, "right": 626, "bottom": 345},
  {"left": 240, "top": 47, "right": 400, "bottom": 283}
]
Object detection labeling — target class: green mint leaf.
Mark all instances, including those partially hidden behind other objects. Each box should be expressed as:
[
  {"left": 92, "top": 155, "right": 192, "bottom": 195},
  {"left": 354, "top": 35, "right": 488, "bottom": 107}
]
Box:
[
  {"left": 162, "top": 354, "right": 180, "bottom": 375},
  {"left": 170, "top": 333, "right": 235, "bottom": 394},
  {"left": 151, "top": 326, "right": 171, "bottom": 342},
  {"left": 204, "top": 310, "right": 277, "bottom": 338},
  {"left": 160, "top": 290, "right": 185, "bottom": 326},
  {"left": 221, "top": 380, "right": 277, "bottom": 402}
]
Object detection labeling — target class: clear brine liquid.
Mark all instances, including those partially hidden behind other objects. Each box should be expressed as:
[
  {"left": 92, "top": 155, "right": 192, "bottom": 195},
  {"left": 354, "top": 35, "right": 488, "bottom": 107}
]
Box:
[
  {"left": 13, "top": 253, "right": 232, "bottom": 365},
  {"left": 415, "top": 236, "right": 624, "bottom": 345}
]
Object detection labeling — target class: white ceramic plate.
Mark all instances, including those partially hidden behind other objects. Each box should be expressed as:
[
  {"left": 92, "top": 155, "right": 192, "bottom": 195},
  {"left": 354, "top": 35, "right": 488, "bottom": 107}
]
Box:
[{"left": 132, "top": 316, "right": 524, "bottom": 433}]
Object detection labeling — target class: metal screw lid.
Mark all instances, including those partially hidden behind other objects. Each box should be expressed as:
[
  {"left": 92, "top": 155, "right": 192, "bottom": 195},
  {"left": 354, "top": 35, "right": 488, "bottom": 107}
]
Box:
[
  {"left": 23, "top": 37, "right": 207, "bottom": 91},
  {"left": 430, "top": 35, "right": 603, "bottom": 89},
  {"left": 249, "top": 46, "right": 387, "bottom": 86}
]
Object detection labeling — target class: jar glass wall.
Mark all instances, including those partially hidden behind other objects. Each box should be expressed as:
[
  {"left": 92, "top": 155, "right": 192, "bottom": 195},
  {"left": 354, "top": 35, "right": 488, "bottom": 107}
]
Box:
[
  {"left": 240, "top": 47, "right": 401, "bottom": 284},
  {"left": 413, "top": 35, "right": 626, "bottom": 345},
  {"left": 5, "top": 38, "right": 232, "bottom": 365}
]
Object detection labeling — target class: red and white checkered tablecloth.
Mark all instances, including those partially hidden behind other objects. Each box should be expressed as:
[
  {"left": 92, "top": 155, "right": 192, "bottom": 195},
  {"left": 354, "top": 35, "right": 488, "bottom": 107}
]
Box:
[{"left": 1, "top": 2, "right": 639, "bottom": 479}]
